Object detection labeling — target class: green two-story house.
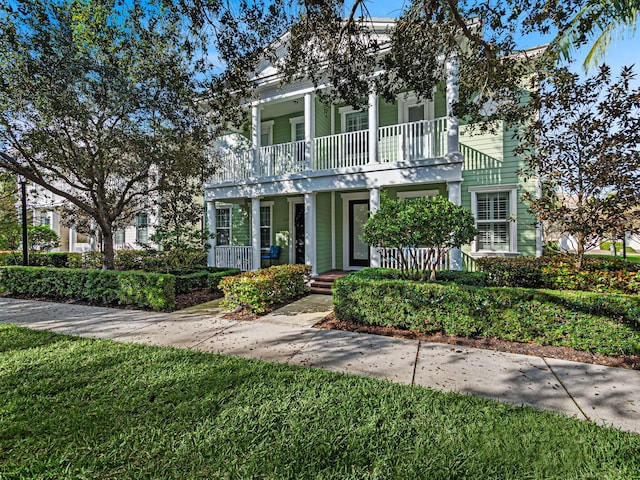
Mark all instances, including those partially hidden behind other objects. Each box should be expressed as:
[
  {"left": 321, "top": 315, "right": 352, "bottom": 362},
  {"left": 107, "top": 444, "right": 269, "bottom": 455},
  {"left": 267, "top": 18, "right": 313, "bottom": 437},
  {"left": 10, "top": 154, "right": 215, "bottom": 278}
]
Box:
[{"left": 204, "top": 19, "right": 541, "bottom": 274}]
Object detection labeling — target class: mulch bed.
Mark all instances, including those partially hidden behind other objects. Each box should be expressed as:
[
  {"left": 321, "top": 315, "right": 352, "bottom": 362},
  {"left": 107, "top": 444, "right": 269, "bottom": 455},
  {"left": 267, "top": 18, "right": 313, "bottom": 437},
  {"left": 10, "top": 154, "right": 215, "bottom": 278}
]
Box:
[{"left": 315, "top": 313, "right": 640, "bottom": 371}]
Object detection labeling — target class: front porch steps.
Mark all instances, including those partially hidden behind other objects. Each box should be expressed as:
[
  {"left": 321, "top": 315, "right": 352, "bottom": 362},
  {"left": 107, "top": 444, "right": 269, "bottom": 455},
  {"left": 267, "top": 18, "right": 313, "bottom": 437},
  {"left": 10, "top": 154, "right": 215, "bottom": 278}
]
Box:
[{"left": 309, "top": 270, "right": 351, "bottom": 295}]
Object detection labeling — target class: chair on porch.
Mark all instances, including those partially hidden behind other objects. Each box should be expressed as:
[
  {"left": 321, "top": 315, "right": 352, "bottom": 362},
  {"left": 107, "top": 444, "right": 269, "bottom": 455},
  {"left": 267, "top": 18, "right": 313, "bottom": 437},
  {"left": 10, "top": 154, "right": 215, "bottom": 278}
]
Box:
[{"left": 261, "top": 245, "right": 281, "bottom": 267}]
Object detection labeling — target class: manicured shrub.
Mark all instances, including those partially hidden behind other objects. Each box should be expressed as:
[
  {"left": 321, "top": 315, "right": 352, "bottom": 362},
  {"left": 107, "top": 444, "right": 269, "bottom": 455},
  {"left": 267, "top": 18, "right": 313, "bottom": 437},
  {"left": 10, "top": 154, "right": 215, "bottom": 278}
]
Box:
[
  {"left": 333, "top": 270, "right": 640, "bottom": 356},
  {"left": 476, "top": 256, "right": 640, "bottom": 295},
  {"left": 0, "top": 252, "right": 82, "bottom": 268},
  {"left": 115, "top": 249, "right": 207, "bottom": 272},
  {"left": 173, "top": 268, "right": 240, "bottom": 294},
  {"left": 0, "top": 266, "right": 175, "bottom": 310},
  {"left": 219, "top": 264, "right": 310, "bottom": 314}
]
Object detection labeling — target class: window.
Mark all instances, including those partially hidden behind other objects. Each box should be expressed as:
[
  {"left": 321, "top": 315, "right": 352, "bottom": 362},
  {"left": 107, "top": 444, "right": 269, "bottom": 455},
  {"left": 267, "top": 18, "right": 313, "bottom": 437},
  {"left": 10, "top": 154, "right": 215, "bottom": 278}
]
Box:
[
  {"left": 40, "top": 214, "right": 50, "bottom": 227},
  {"left": 136, "top": 213, "right": 149, "bottom": 244},
  {"left": 470, "top": 185, "right": 519, "bottom": 254},
  {"left": 476, "top": 192, "right": 509, "bottom": 251},
  {"left": 260, "top": 120, "right": 274, "bottom": 147},
  {"left": 260, "top": 205, "right": 272, "bottom": 249},
  {"left": 114, "top": 229, "right": 125, "bottom": 245},
  {"left": 215, "top": 207, "right": 231, "bottom": 246},
  {"left": 344, "top": 110, "right": 368, "bottom": 132}
]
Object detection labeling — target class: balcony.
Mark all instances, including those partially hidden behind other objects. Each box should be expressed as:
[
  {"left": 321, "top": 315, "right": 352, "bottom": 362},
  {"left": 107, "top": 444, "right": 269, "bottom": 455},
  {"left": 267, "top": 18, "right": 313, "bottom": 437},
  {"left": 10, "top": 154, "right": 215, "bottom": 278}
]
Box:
[{"left": 209, "top": 117, "right": 448, "bottom": 184}]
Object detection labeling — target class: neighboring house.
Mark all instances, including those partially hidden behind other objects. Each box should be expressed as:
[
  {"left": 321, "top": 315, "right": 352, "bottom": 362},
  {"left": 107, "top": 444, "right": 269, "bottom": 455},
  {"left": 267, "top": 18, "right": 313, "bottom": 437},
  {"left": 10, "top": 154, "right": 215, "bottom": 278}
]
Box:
[
  {"left": 28, "top": 183, "right": 157, "bottom": 253},
  {"left": 204, "top": 19, "right": 541, "bottom": 274}
]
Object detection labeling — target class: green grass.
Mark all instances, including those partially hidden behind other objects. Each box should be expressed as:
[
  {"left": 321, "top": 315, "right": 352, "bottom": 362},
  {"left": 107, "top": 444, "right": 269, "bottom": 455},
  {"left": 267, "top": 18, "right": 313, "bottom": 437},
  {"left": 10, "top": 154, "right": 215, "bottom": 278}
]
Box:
[
  {"left": 586, "top": 253, "right": 640, "bottom": 264},
  {"left": 1, "top": 325, "right": 639, "bottom": 479}
]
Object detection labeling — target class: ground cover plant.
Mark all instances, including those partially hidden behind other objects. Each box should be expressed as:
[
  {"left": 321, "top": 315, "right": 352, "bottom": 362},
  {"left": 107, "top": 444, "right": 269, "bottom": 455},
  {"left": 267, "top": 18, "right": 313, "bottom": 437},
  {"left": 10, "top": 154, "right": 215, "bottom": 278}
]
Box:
[
  {"left": 0, "top": 325, "right": 638, "bottom": 479},
  {"left": 333, "top": 269, "right": 640, "bottom": 356}
]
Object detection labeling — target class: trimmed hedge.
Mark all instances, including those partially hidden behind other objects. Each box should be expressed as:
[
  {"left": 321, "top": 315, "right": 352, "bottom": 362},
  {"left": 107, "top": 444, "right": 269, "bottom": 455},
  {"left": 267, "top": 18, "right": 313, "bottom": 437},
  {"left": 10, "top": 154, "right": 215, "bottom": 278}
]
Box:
[
  {"left": 0, "top": 252, "right": 82, "bottom": 268},
  {"left": 173, "top": 268, "right": 240, "bottom": 295},
  {"left": 219, "top": 264, "right": 310, "bottom": 314},
  {"left": 476, "top": 257, "right": 640, "bottom": 295},
  {"left": 333, "top": 269, "right": 640, "bottom": 356},
  {"left": 0, "top": 266, "right": 175, "bottom": 310}
]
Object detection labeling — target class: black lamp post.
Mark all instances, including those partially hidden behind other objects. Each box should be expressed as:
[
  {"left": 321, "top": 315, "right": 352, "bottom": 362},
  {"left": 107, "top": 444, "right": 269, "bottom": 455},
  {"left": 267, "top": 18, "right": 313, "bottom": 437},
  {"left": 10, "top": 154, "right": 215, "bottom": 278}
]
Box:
[{"left": 19, "top": 177, "right": 28, "bottom": 266}]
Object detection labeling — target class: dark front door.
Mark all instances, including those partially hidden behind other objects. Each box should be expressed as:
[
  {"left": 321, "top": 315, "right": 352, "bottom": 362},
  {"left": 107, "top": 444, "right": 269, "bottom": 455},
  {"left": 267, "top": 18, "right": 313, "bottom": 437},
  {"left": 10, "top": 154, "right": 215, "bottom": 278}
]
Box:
[
  {"left": 349, "top": 199, "right": 370, "bottom": 267},
  {"left": 294, "top": 203, "right": 305, "bottom": 264}
]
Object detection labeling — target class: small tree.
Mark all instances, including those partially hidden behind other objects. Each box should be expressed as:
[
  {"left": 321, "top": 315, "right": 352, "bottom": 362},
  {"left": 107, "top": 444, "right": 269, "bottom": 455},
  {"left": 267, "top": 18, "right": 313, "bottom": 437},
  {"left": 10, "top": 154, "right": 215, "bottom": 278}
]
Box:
[
  {"left": 363, "top": 195, "right": 477, "bottom": 281},
  {"left": 518, "top": 65, "right": 640, "bottom": 269},
  {"left": 28, "top": 225, "right": 59, "bottom": 252}
]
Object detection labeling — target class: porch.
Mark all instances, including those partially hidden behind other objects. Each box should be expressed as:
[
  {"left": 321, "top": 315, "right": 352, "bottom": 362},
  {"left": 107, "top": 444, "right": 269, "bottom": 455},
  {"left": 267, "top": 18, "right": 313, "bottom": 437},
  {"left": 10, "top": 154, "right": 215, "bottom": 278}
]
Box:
[{"left": 210, "top": 117, "right": 448, "bottom": 183}]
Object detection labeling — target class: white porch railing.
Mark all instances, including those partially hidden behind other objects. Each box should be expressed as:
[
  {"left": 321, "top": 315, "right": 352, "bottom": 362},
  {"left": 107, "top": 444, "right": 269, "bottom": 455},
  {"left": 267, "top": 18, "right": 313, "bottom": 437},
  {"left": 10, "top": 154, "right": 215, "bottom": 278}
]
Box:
[
  {"left": 209, "top": 118, "right": 448, "bottom": 183},
  {"left": 314, "top": 129, "right": 369, "bottom": 170},
  {"left": 214, "top": 246, "right": 253, "bottom": 271},
  {"left": 378, "top": 247, "right": 449, "bottom": 271},
  {"left": 258, "top": 140, "right": 307, "bottom": 176},
  {"left": 209, "top": 149, "right": 253, "bottom": 183},
  {"left": 378, "top": 118, "right": 447, "bottom": 163}
]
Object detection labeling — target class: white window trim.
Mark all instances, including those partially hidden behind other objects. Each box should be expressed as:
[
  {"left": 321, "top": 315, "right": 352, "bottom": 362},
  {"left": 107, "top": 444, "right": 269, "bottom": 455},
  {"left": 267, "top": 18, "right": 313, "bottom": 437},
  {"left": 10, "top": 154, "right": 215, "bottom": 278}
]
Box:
[
  {"left": 397, "top": 91, "right": 435, "bottom": 124},
  {"left": 289, "top": 116, "right": 304, "bottom": 142},
  {"left": 260, "top": 201, "right": 274, "bottom": 250},
  {"left": 260, "top": 120, "right": 274, "bottom": 146},
  {"left": 339, "top": 106, "right": 367, "bottom": 133},
  {"left": 397, "top": 189, "right": 440, "bottom": 199},
  {"left": 469, "top": 184, "right": 519, "bottom": 255},
  {"left": 215, "top": 206, "right": 232, "bottom": 246},
  {"left": 136, "top": 213, "right": 149, "bottom": 244}
]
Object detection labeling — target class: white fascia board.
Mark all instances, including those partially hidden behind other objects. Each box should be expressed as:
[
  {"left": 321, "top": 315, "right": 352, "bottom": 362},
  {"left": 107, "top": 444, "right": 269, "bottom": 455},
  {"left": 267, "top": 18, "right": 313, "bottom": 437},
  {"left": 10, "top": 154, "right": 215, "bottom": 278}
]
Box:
[{"left": 204, "top": 155, "right": 463, "bottom": 200}]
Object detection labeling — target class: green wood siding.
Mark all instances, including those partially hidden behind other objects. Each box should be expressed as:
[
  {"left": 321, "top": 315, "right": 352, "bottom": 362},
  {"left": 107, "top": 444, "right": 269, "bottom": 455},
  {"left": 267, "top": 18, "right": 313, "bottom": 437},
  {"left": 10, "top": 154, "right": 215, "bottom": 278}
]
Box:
[
  {"left": 460, "top": 123, "right": 537, "bottom": 257},
  {"left": 379, "top": 97, "right": 397, "bottom": 127},
  {"left": 270, "top": 113, "right": 302, "bottom": 145},
  {"left": 315, "top": 98, "right": 331, "bottom": 138},
  {"left": 386, "top": 184, "right": 446, "bottom": 199},
  {"left": 231, "top": 204, "right": 250, "bottom": 245},
  {"left": 335, "top": 193, "right": 343, "bottom": 269},
  {"left": 315, "top": 192, "right": 333, "bottom": 273}
]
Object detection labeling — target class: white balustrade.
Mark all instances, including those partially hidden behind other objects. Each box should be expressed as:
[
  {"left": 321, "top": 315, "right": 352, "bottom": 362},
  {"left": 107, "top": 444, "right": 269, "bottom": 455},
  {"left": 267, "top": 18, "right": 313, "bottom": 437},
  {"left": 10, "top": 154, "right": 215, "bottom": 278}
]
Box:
[
  {"left": 208, "top": 118, "right": 448, "bottom": 184},
  {"left": 378, "top": 247, "right": 449, "bottom": 271},
  {"left": 314, "top": 130, "right": 369, "bottom": 170},
  {"left": 214, "top": 246, "right": 254, "bottom": 271},
  {"left": 259, "top": 140, "right": 307, "bottom": 177}
]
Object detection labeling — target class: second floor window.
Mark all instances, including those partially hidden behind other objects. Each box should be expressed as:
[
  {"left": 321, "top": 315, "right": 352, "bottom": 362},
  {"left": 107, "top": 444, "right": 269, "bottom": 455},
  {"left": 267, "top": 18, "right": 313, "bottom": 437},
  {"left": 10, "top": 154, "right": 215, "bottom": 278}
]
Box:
[
  {"left": 114, "top": 229, "right": 125, "bottom": 245},
  {"left": 215, "top": 207, "right": 231, "bottom": 246},
  {"left": 136, "top": 214, "right": 148, "bottom": 244},
  {"left": 344, "top": 110, "right": 368, "bottom": 132}
]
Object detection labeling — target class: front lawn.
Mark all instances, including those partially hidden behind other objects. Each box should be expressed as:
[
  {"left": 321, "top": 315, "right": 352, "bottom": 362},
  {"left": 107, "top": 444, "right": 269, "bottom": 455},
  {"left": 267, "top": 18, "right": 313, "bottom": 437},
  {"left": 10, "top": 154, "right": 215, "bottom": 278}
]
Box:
[{"left": 1, "top": 325, "right": 639, "bottom": 479}]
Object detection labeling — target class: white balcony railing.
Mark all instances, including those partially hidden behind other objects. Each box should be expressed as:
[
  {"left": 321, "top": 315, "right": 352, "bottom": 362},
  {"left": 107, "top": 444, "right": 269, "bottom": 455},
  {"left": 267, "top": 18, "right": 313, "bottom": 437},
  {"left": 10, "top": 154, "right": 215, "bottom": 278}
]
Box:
[
  {"left": 314, "top": 129, "right": 369, "bottom": 170},
  {"left": 378, "top": 118, "right": 447, "bottom": 163},
  {"left": 209, "top": 149, "right": 252, "bottom": 184},
  {"left": 214, "top": 245, "right": 253, "bottom": 271},
  {"left": 259, "top": 140, "right": 306, "bottom": 177},
  {"left": 209, "top": 118, "right": 447, "bottom": 183},
  {"left": 378, "top": 247, "right": 449, "bottom": 271}
]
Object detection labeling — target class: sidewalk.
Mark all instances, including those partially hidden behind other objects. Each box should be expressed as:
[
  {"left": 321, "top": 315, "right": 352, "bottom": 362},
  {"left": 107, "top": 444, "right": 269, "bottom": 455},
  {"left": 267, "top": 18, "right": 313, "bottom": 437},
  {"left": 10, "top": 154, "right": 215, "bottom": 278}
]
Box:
[{"left": 1, "top": 295, "right": 638, "bottom": 434}]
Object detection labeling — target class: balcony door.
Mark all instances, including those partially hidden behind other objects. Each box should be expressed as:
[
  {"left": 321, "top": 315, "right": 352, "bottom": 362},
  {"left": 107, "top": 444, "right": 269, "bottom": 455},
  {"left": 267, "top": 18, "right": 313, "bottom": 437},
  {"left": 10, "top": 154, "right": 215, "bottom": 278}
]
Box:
[
  {"left": 340, "top": 108, "right": 369, "bottom": 167},
  {"left": 400, "top": 94, "right": 434, "bottom": 160}
]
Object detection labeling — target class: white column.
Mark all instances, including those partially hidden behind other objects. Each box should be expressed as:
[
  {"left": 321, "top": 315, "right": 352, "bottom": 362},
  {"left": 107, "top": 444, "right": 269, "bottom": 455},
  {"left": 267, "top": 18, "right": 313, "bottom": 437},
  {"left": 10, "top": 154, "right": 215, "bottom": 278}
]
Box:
[
  {"left": 448, "top": 181, "right": 463, "bottom": 271},
  {"left": 251, "top": 197, "right": 261, "bottom": 270},
  {"left": 369, "top": 187, "right": 380, "bottom": 267},
  {"left": 304, "top": 92, "right": 315, "bottom": 170},
  {"left": 69, "top": 226, "right": 76, "bottom": 253},
  {"left": 251, "top": 104, "right": 261, "bottom": 176},
  {"left": 206, "top": 200, "right": 217, "bottom": 267},
  {"left": 446, "top": 57, "right": 459, "bottom": 155},
  {"left": 304, "top": 192, "right": 317, "bottom": 275},
  {"left": 368, "top": 88, "right": 379, "bottom": 164}
]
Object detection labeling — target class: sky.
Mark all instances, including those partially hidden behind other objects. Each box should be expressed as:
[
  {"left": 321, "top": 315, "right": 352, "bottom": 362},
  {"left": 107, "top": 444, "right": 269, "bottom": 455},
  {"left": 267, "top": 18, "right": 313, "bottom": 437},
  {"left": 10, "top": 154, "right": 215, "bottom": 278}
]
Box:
[{"left": 362, "top": 0, "right": 640, "bottom": 83}]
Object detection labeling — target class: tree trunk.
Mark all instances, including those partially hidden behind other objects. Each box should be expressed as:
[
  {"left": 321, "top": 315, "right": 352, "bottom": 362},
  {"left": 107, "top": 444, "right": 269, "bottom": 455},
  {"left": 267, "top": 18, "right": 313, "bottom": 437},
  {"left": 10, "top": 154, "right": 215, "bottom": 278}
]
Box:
[{"left": 102, "top": 226, "right": 116, "bottom": 270}]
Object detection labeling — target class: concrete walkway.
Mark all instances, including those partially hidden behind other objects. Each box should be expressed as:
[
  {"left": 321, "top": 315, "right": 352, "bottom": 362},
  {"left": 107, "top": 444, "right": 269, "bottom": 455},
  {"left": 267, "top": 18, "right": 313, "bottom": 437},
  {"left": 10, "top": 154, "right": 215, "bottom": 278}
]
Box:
[{"left": 1, "top": 295, "right": 638, "bottom": 435}]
